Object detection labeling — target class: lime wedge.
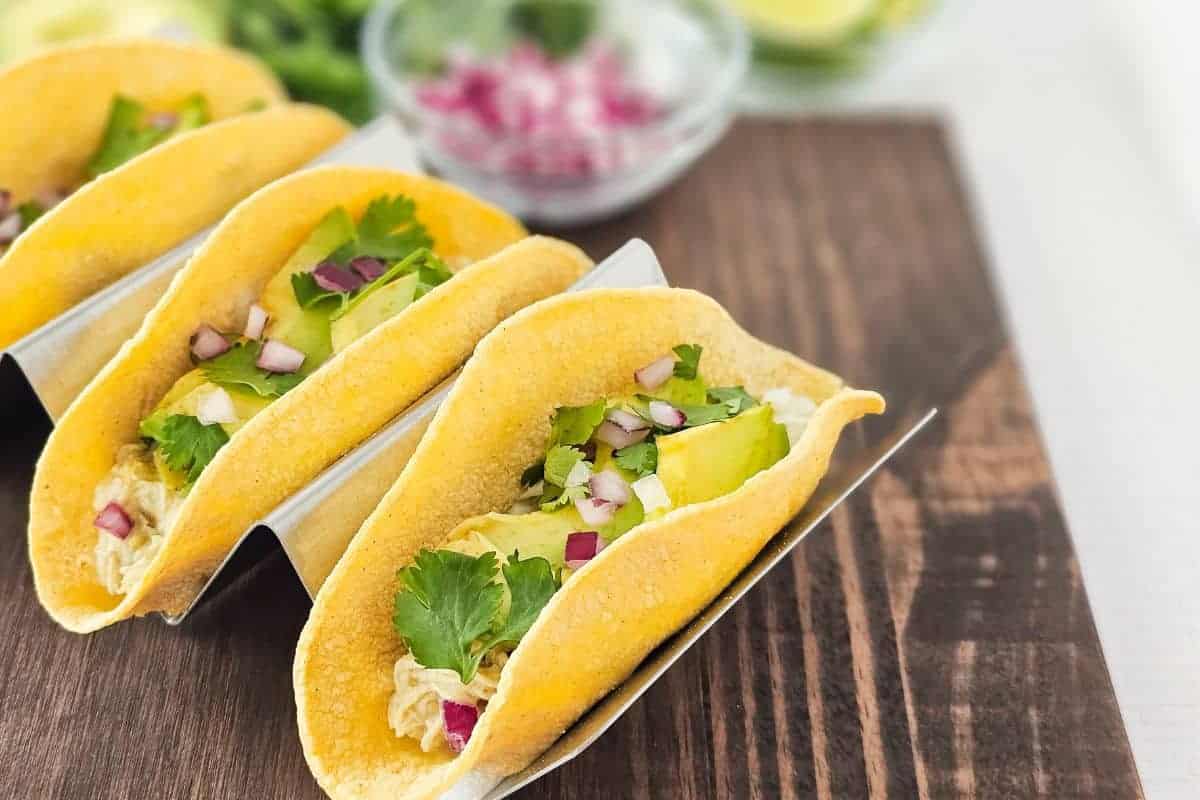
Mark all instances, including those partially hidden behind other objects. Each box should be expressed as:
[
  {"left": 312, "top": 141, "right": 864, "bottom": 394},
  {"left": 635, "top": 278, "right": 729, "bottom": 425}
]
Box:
[
  {"left": 0, "top": 0, "right": 226, "bottom": 64},
  {"left": 733, "top": 0, "right": 881, "bottom": 49},
  {"left": 878, "top": 0, "right": 931, "bottom": 29}
]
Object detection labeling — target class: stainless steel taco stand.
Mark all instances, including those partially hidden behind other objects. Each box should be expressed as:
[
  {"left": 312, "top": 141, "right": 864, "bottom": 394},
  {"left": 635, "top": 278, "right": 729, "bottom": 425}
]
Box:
[
  {"left": 469, "top": 407, "right": 936, "bottom": 800},
  {"left": 144, "top": 232, "right": 934, "bottom": 796},
  {"left": 0, "top": 116, "right": 418, "bottom": 423},
  {"left": 5, "top": 194, "right": 934, "bottom": 796}
]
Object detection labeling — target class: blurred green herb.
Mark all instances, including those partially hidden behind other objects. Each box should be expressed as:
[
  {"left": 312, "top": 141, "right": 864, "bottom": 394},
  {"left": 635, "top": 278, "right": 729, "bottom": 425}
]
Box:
[
  {"left": 229, "top": 0, "right": 373, "bottom": 124},
  {"left": 509, "top": 0, "right": 596, "bottom": 58}
]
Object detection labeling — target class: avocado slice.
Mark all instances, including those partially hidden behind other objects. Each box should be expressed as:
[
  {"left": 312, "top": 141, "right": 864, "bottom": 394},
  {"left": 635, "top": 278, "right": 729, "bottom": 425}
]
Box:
[
  {"left": 144, "top": 370, "right": 272, "bottom": 436},
  {"left": 258, "top": 207, "right": 356, "bottom": 370},
  {"left": 153, "top": 367, "right": 208, "bottom": 410},
  {"left": 449, "top": 511, "right": 580, "bottom": 571},
  {"left": 174, "top": 93, "right": 211, "bottom": 132},
  {"left": 448, "top": 490, "right": 646, "bottom": 571},
  {"left": 655, "top": 403, "right": 790, "bottom": 507},
  {"left": 329, "top": 271, "right": 418, "bottom": 354},
  {"left": 140, "top": 371, "right": 271, "bottom": 486},
  {"left": 649, "top": 375, "right": 707, "bottom": 407}
]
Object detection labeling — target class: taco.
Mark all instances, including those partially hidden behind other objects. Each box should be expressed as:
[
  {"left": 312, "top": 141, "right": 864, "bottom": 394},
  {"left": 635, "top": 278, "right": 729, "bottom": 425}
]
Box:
[
  {"left": 293, "top": 287, "right": 885, "bottom": 799},
  {"left": 28, "top": 166, "right": 591, "bottom": 633},
  {"left": 0, "top": 38, "right": 352, "bottom": 348}
]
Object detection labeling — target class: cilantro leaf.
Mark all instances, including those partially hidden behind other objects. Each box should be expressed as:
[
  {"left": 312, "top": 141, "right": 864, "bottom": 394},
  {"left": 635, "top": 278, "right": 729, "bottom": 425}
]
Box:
[
  {"left": 174, "top": 93, "right": 211, "bottom": 132},
  {"left": 201, "top": 341, "right": 305, "bottom": 398},
  {"left": 614, "top": 441, "right": 658, "bottom": 477},
  {"left": 16, "top": 200, "right": 44, "bottom": 230},
  {"left": 291, "top": 270, "right": 352, "bottom": 312},
  {"left": 85, "top": 94, "right": 212, "bottom": 179},
  {"left": 483, "top": 553, "right": 559, "bottom": 649},
  {"left": 539, "top": 483, "right": 588, "bottom": 512},
  {"left": 549, "top": 400, "right": 606, "bottom": 448},
  {"left": 140, "top": 413, "right": 229, "bottom": 484},
  {"left": 678, "top": 402, "right": 733, "bottom": 427},
  {"left": 393, "top": 549, "right": 504, "bottom": 684},
  {"left": 330, "top": 249, "right": 447, "bottom": 322},
  {"left": 414, "top": 256, "right": 454, "bottom": 300},
  {"left": 87, "top": 96, "right": 168, "bottom": 178},
  {"left": 672, "top": 344, "right": 703, "bottom": 380},
  {"left": 707, "top": 386, "right": 758, "bottom": 416},
  {"left": 543, "top": 445, "right": 586, "bottom": 488},
  {"left": 330, "top": 194, "right": 432, "bottom": 262}
]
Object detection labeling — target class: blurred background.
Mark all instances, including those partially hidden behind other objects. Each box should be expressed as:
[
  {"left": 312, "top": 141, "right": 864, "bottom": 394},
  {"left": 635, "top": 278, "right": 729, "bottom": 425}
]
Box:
[
  {"left": 0, "top": 0, "right": 932, "bottom": 125},
  {"left": 2, "top": 0, "right": 1196, "bottom": 796}
]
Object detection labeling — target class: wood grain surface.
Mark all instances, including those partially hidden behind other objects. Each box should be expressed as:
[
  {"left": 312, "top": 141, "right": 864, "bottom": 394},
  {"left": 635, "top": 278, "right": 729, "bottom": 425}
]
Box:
[{"left": 0, "top": 119, "right": 1142, "bottom": 799}]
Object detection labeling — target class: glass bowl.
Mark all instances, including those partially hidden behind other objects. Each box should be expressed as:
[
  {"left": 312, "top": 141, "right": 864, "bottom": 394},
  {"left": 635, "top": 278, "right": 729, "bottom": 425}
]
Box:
[{"left": 362, "top": 0, "right": 749, "bottom": 227}]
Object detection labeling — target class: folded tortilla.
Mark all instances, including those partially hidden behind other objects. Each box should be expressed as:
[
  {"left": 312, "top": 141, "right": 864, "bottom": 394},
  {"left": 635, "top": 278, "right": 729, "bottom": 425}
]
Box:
[
  {"left": 0, "top": 39, "right": 351, "bottom": 348},
  {"left": 293, "top": 287, "right": 885, "bottom": 799},
  {"left": 29, "top": 166, "right": 591, "bottom": 633}
]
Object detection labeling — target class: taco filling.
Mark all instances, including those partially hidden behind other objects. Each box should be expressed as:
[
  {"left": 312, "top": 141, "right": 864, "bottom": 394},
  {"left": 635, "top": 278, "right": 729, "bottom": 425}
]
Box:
[
  {"left": 91, "top": 194, "right": 456, "bottom": 594},
  {"left": 387, "top": 344, "right": 817, "bottom": 753},
  {"left": 0, "top": 93, "right": 213, "bottom": 255}
]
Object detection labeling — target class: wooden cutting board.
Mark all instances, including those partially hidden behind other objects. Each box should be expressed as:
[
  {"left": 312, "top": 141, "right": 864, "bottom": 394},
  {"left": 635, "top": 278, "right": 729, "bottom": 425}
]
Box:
[{"left": 0, "top": 119, "right": 1142, "bottom": 799}]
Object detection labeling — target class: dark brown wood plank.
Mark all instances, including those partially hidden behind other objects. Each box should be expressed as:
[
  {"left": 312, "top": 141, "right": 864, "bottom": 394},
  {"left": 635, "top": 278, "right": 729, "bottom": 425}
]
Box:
[{"left": 0, "top": 119, "right": 1141, "bottom": 799}]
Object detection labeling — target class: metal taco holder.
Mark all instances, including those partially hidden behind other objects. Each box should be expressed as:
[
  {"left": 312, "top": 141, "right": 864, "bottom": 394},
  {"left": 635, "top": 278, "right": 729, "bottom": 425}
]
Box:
[
  {"left": 1, "top": 142, "right": 936, "bottom": 789},
  {"left": 0, "top": 116, "right": 419, "bottom": 423},
  {"left": 469, "top": 408, "right": 937, "bottom": 800},
  {"left": 151, "top": 232, "right": 936, "bottom": 796}
]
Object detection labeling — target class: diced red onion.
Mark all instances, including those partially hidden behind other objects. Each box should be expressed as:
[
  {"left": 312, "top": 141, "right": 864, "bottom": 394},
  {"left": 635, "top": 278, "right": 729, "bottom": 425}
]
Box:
[
  {"left": 243, "top": 304, "right": 269, "bottom": 340},
  {"left": 0, "top": 212, "right": 20, "bottom": 245},
  {"left": 594, "top": 421, "right": 649, "bottom": 449},
  {"left": 648, "top": 400, "right": 685, "bottom": 429},
  {"left": 564, "top": 531, "right": 606, "bottom": 569},
  {"left": 588, "top": 470, "right": 629, "bottom": 506},
  {"left": 441, "top": 700, "right": 479, "bottom": 753},
  {"left": 634, "top": 355, "right": 674, "bottom": 390},
  {"left": 35, "top": 187, "right": 68, "bottom": 210},
  {"left": 575, "top": 496, "right": 616, "bottom": 526},
  {"left": 256, "top": 339, "right": 305, "bottom": 373},
  {"left": 94, "top": 501, "right": 133, "bottom": 539},
  {"left": 349, "top": 256, "right": 387, "bottom": 282},
  {"left": 148, "top": 111, "right": 179, "bottom": 130},
  {"left": 413, "top": 40, "right": 663, "bottom": 180},
  {"left": 197, "top": 387, "right": 237, "bottom": 426},
  {"left": 190, "top": 324, "right": 231, "bottom": 360},
  {"left": 312, "top": 262, "right": 364, "bottom": 293},
  {"left": 606, "top": 408, "right": 649, "bottom": 433}
]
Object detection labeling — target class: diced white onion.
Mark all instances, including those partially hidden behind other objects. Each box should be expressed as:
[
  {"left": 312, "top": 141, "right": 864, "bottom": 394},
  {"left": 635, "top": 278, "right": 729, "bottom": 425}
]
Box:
[
  {"left": 632, "top": 474, "right": 672, "bottom": 515},
  {"left": 196, "top": 387, "right": 237, "bottom": 426},
  {"left": 634, "top": 355, "right": 674, "bottom": 390},
  {"left": 564, "top": 459, "right": 592, "bottom": 488},
  {"left": 243, "top": 304, "right": 269, "bottom": 340}
]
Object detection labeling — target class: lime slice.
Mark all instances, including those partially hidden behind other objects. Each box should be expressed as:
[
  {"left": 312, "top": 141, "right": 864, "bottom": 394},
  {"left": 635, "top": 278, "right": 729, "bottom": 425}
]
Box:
[
  {"left": 733, "top": 0, "right": 881, "bottom": 49},
  {"left": 0, "top": 0, "right": 226, "bottom": 64},
  {"left": 877, "top": 0, "right": 931, "bottom": 29}
]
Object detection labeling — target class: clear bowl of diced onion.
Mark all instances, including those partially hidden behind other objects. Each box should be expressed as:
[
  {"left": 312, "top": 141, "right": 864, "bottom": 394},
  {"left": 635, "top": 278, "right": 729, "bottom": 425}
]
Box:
[{"left": 362, "top": 0, "right": 749, "bottom": 227}]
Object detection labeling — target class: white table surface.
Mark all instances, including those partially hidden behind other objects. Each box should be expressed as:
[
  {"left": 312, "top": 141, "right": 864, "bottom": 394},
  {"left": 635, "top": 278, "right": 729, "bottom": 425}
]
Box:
[{"left": 766, "top": 1, "right": 1199, "bottom": 796}]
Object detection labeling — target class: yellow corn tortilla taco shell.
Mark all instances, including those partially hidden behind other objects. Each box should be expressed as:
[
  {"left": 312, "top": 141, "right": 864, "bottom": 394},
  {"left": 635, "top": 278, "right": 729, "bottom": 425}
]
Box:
[
  {"left": 0, "top": 102, "right": 351, "bottom": 348},
  {"left": 0, "top": 38, "right": 285, "bottom": 202},
  {"left": 294, "top": 287, "right": 885, "bottom": 799},
  {"left": 28, "top": 166, "right": 591, "bottom": 633}
]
